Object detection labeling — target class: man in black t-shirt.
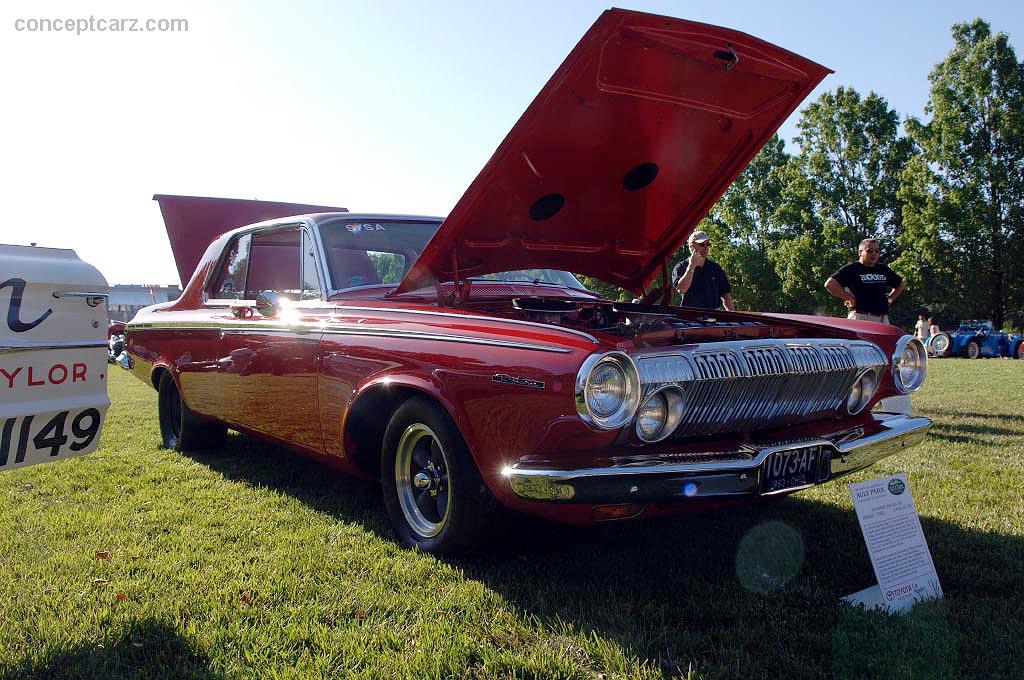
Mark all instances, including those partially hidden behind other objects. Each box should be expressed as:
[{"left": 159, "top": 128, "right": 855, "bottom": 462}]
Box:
[
  {"left": 673, "top": 231, "right": 734, "bottom": 310},
  {"left": 824, "top": 238, "right": 905, "bottom": 323}
]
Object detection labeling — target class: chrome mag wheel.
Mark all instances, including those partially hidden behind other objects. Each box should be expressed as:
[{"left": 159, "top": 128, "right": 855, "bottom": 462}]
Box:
[{"left": 394, "top": 423, "right": 451, "bottom": 539}]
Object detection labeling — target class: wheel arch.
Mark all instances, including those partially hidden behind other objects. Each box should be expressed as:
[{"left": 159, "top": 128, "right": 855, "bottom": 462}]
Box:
[
  {"left": 150, "top": 364, "right": 173, "bottom": 391},
  {"left": 342, "top": 377, "right": 467, "bottom": 479}
]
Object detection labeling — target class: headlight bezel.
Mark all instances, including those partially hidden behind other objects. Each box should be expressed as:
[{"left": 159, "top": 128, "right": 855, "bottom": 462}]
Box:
[
  {"left": 635, "top": 387, "right": 685, "bottom": 442},
  {"left": 847, "top": 367, "right": 881, "bottom": 415},
  {"left": 575, "top": 352, "right": 641, "bottom": 430},
  {"left": 892, "top": 335, "right": 927, "bottom": 394}
]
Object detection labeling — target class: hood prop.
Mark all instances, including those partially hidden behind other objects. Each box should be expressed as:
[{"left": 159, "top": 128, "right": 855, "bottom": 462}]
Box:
[
  {"left": 661, "top": 260, "right": 672, "bottom": 306},
  {"left": 433, "top": 247, "right": 471, "bottom": 307}
]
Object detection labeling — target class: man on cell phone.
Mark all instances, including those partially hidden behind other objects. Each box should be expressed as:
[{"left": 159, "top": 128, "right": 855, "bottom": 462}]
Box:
[{"left": 673, "top": 231, "right": 734, "bottom": 311}]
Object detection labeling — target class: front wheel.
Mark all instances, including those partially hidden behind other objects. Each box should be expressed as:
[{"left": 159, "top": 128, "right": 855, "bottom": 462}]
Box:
[
  {"left": 965, "top": 340, "right": 981, "bottom": 359},
  {"left": 930, "top": 333, "right": 951, "bottom": 356},
  {"left": 381, "top": 397, "right": 494, "bottom": 554},
  {"left": 157, "top": 373, "right": 226, "bottom": 451}
]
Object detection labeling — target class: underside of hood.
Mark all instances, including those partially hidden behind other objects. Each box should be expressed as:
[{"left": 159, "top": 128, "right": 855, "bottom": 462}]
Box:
[
  {"left": 154, "top": 194, "right": 347, "bottom": 285},
  {"left": 396, "top": 9, "right": 830, "bottom": 295}
]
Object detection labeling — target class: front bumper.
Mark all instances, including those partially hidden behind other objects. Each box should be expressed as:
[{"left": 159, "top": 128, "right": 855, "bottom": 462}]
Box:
[{"left": 503, "top": 413, "right": 931, "bottom": 503}]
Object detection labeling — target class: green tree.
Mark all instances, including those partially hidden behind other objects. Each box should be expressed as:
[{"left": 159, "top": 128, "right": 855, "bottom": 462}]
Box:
[
  {"left": 896, "top": 19, "right": 1024, "bottom": 329},
  {"left": 699, "top": 135, "right": 791, "bottom": 312},
  {"left": 775, "top": 87, "right": 915, "bottom": 320}
]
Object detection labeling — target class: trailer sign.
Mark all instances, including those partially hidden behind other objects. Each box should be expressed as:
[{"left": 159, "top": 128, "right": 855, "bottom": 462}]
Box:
[{"left": 0, "top": 245, "right": 110, "bottom": 472}]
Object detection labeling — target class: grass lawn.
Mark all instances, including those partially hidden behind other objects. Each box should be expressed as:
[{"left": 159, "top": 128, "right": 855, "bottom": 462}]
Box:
[{"left": 1, "top": 359, "right": 1022, "bottom": 679}]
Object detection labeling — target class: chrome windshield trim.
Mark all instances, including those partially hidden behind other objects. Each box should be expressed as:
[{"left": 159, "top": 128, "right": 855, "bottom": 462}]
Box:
[
  {"left": 0, "top": 340, "right": 108, "bottom": 353},
  {"left": 329, "top": 305, "right": 599, "bottom": 344}
]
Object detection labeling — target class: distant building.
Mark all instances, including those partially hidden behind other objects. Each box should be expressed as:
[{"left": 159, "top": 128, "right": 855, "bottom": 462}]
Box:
[{"left": 108, "top": 284, "right": 181, "bottom": 322}]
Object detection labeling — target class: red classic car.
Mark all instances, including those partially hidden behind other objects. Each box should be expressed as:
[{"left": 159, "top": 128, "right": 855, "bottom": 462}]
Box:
[{"left": 122, "top": 10, "right": 931, "bottom": 554}]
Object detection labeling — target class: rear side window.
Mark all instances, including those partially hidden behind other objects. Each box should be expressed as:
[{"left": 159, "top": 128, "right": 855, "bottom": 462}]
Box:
[
  {"left": 208, "top": 227, "right": 307, "bottom": 300},
  {"left": 210, "top": 234, "right": 251, "bottom": 299},
  {"left": 244, "top": 228, "right": 301, "bottom": 299}
]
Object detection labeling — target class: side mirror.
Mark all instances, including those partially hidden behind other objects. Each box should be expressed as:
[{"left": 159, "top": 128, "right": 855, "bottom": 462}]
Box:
[{"left": 255, "top": 290, "right": 282, "bottom": 317}]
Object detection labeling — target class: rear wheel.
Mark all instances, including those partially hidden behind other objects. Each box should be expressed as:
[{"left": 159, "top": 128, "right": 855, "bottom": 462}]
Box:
[
  {"left": 965, "top": 340, "right": 981, "bottom": 359},
  {"left": 381, "top": 397, "right": 493, "bottom": 554},
  {"left": 157, "top": 373, "right": 226, "bottom": 451}
]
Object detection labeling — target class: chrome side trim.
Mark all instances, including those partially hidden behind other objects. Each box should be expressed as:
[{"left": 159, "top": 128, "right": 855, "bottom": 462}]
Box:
[
  {"left": 503, "top": 413, "right": 931, "bottom": 503},
  {"left": 0, "top": 341, "right": 108, "bottom": 353},
  {"left": 329, "top": 305, "right": 599, "bottom": 344},
  {"left": 321, "top": 327, "right": 572, "bottom": 353},
  {"left": 126, "top": 321, "right": 571, "bottom": 353}
]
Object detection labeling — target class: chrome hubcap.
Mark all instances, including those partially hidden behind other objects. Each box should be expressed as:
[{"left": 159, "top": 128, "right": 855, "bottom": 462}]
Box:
[{"left": 395, "top": 423, "right": 451, "bottom": 539}]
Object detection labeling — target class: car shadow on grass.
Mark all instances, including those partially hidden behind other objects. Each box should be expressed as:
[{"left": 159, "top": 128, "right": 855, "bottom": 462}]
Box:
[
  {"left": 181, "top": 433, "right": 1024, "bottom": 680},
  {"left": 456, "top": 500, "right": 1024, "bottom": 680},
  {"left": 182, "top": 431, "right": 394, "bottom": 540},
  {"left": 0, "top": 619, "right": 222, "bottom": 680},
  {"left": 917, "top": 408, "right": 1024, "bottom": 425},
  {"left": 921, "top": 420, "right": 1024, "bottom": 444}
]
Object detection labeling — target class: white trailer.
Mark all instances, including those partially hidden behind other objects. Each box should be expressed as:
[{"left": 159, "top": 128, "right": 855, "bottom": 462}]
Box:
[{"left": 1, "top": 245, "right": 110, "bottom": 471}]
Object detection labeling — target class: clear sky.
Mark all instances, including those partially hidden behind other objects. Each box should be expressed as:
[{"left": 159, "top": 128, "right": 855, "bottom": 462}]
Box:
[{"left": 2, "top": 0, "right": 1022, "bottom": 286}]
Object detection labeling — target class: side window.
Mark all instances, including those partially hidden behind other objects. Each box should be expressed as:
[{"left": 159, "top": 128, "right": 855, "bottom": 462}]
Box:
[
  {"left": 244, "top": 227, "right": 301, "bottom": 299},
  {"left": 210, "top": 234, "right": 251, "bottom": 300},
  {"left": 301, "top": 230, "right": 323, "bottom": 300}
]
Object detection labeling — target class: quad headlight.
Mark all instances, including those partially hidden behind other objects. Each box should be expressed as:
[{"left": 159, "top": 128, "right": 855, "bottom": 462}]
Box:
[
  {"left": 635, "top": 388, "right": 685, "bottom": 442},
  {"left": 892, "top": 335, "right": 927, "bottom": 394},
  {"left": 575, "top": 352, "right": 641, "bottom": 429},
  {"left": 847, "top": 368, "right": 881, "bottom": 414}
]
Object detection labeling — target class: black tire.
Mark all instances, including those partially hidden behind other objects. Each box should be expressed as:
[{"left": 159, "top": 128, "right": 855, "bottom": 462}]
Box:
[
  {"left": 930, "top": 332, "right": 951, "bottom": 357},
  {"left": 380, "top": 397, "right": 494, "bottom": 554},
  {"left": 964, "top": 340, "right": 981, "bottom": 359},
  {"left": 157, "top": 372, "right": 226, "bottom": 451}
]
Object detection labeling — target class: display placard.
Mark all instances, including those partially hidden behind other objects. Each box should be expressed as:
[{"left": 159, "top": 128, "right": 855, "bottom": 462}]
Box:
[{"left": 846, "top": 473, "right": 942, "bottom": 613}]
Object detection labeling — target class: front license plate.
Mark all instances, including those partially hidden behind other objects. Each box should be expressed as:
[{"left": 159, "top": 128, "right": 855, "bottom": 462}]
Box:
[{"left": 759, "top": 445, "right": 830, "bottom": 495}]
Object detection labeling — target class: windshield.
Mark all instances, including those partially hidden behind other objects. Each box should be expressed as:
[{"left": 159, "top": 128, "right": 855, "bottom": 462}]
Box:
[
  {"left": 318, "top": 218, "right": 585, "bottom": 292},
  {"left": 318, "top": 218, "right": 440, "bottom": 289}
]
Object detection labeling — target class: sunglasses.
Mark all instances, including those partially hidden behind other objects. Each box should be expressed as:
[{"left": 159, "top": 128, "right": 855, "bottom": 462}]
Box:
[
  {"left": 693, "top": 242, "right": 711, "bottom": 247},
  {"left": 863, "top": 248, "right": 880, "bottom": 254}
]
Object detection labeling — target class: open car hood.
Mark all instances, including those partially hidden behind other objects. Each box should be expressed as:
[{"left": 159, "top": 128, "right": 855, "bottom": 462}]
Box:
[
  {"left": 396, "top": 9, "right": 829, "bottom": 295},
  {"left": 154, "top": 194, "right": 347, "bottom": 285}
]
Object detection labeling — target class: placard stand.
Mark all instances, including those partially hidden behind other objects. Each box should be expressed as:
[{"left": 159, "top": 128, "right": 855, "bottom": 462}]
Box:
[{"left": 843, "top": 473, "right": 942, "bottom": 613}]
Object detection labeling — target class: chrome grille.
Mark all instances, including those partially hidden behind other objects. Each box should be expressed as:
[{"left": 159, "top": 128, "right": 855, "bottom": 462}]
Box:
[{"left": 636, "top": 339, "right": 887, "bottom": 436}]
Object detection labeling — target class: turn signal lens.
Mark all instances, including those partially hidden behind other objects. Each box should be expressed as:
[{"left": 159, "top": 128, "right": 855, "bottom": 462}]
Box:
[{"left": 591, "top": 503, "right": 645, "bottom": 522}]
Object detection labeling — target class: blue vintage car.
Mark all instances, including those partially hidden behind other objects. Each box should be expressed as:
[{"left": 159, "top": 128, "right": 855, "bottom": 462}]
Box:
[{"left": 927, "top": 321, "right": 1024, "bottom": 359}]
